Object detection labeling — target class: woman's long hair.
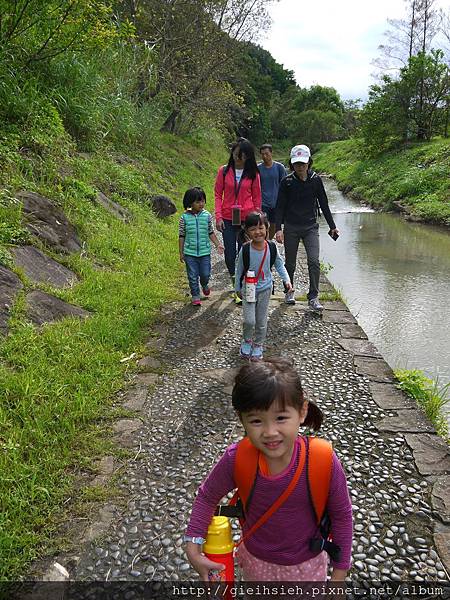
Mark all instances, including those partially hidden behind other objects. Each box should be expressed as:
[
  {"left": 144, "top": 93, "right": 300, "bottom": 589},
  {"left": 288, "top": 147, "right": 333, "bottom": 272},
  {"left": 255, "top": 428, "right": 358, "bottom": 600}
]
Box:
[{"left": 226, "top": 138, "right": 258, "bottom": 180}]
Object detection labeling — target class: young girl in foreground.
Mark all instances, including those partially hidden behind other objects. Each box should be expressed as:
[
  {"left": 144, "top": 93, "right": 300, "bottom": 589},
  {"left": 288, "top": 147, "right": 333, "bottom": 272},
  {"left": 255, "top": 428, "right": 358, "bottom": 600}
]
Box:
[{"left": 184, "top": 358, "right": 353, "bottom": 581}]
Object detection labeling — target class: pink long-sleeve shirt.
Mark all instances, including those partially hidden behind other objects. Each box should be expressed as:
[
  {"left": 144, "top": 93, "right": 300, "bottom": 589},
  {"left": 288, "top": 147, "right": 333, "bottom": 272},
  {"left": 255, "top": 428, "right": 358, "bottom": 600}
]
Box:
[
  {"left": 186, "top": 437, "right": 353, "bottom": 570},
  {"left": 214, "top": 166, "right": 262, "bottom": 222}
]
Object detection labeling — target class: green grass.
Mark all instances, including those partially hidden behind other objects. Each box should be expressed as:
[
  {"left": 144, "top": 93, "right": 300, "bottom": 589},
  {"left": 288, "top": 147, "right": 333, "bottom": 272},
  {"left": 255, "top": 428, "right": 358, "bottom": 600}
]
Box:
[
  {"left": 314, "top": 138, "right": 450, "bottom": 226},
  {"left": 0, "top": 126, "right": 226, "bottom": 578},
  {"left": 395, "top": 369, "right": 449, "bottom": 441}
]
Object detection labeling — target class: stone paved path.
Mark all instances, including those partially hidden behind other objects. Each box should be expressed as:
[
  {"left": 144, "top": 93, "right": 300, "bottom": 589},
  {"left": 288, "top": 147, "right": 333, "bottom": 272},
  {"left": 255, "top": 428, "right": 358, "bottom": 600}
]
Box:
[{"left": 62, "top": 245, "right": 450, "bottom": 585}]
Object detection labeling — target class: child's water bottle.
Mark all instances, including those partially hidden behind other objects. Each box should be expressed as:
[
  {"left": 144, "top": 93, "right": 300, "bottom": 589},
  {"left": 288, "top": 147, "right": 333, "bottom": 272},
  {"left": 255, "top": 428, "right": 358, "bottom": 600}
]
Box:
[
  {"left": 203, "top": 516, "right": 234, "bottom": 582},
  {"left": 244, "top": 270, "right": 257, "bottom": 303}
]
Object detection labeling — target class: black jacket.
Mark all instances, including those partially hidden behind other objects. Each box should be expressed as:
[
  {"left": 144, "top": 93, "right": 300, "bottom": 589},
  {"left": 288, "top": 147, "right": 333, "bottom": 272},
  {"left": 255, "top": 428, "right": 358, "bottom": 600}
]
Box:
[{"left": 275, "top": 170, "right": 336, "bottom": 231}]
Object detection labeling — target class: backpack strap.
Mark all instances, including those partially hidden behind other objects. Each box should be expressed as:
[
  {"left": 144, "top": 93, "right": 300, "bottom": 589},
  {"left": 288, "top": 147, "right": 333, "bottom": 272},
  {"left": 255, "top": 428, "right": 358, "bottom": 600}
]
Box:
[
  {"left": 307, "top": 436, "right": 333, "bottom": 525},
  {"left": 268, "top": 240, "right": 277, "bottom": 269},
  {"left": 240, "top": 242, "right": 251, "bottom": 286},
  {"left": 306, "top": 436, "right": 342, "bottom": 562}
]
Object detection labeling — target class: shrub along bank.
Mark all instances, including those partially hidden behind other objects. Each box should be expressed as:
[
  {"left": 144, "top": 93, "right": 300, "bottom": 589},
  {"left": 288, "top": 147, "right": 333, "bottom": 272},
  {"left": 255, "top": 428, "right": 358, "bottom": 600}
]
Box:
[
  {"left": 313, "top": 138, "right": 450, "bottom": 226},
  {"left": 0, "top": 124, "right": 226, "bottom": 578}
]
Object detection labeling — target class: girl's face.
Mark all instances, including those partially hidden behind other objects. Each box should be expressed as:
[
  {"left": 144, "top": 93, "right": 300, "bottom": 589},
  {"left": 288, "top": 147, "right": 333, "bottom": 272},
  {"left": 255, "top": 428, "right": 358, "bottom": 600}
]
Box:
[
  {"left": 246, "top": 221, "right": 267, "bottom": 243},
  {"left": 233, "top": 146, "right": 246, "bottom": 166},
  {"left": 191, "top": 198, "right": 205, "bottom": 213},
  {"left": 240, "top": 399, "right": 308, "bottom": 472}
]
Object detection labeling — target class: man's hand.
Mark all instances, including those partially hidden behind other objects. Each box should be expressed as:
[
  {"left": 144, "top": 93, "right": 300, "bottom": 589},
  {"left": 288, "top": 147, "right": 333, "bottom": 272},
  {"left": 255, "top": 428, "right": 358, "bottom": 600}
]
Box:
[
  {"left": 179, "top": 254, "right": 184, "bottom": 263},
  {"left": 329, "top": 228, "right": 340, "bottom": 240},
  {"left": 217, "top": 244, "right": 224, "bottom": 255},
  {"left": 186, "top": 542, "right": 225, "bottom": 582},
  {"left": 284, "top": 281, "right": 293, "bottom": 292},
  {"left": 216, "top": 218, "right": 224, "bottom": 232},
  {"left": 275, "top": 230, "right": 284, "bottom": 243}
]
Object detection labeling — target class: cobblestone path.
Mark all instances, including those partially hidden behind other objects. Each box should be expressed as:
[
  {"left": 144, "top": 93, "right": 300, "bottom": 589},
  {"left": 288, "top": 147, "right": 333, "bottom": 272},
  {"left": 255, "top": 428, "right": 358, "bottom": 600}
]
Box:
[{"left": 68, "top": 245, "right": 450, "bottom": 586}]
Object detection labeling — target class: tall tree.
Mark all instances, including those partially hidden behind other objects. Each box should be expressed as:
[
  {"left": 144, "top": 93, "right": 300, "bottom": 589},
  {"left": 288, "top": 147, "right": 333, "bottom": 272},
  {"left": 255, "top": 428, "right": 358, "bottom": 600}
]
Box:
[
  {"left": 373, "top": 0, "right": 441, "bottom": 74},
  {"left": 116, "top": 0, "right": 278, "bottom": 133}
]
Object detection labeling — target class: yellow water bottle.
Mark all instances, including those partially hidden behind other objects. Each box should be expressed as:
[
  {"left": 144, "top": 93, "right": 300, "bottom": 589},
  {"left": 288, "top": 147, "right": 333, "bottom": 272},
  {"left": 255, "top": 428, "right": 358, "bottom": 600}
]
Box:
[{"left": 203, "top": 516, "right": 235, "bottom": 583}]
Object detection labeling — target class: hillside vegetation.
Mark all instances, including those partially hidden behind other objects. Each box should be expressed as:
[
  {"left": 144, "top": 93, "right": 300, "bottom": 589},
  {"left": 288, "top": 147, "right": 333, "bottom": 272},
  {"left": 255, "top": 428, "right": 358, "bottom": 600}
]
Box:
[
  {"left": 314, "top": 138, "right": 450, "bottom": 226},
  {"left": 0, "top": 119, "right": 225, "bottom": 578}
]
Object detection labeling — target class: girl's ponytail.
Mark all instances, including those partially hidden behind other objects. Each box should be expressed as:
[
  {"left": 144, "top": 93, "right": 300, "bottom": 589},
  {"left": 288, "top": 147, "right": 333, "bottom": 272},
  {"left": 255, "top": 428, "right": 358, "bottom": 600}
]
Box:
[{"left": 303, "top": 400, "right": 323, "bottom": 431}]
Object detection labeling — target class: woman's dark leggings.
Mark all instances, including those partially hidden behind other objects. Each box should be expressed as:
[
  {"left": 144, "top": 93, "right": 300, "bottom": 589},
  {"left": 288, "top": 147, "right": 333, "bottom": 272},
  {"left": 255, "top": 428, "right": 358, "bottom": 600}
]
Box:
[{"left": 221, "top": 219, "right": 244, "bottom": 277}]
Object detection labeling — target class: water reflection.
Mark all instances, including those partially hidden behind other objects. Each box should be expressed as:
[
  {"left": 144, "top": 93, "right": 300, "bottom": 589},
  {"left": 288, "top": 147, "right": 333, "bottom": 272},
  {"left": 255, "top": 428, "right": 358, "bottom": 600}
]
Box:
[{"left": 320, "top": 180, "right": 450, "bottom": 395}]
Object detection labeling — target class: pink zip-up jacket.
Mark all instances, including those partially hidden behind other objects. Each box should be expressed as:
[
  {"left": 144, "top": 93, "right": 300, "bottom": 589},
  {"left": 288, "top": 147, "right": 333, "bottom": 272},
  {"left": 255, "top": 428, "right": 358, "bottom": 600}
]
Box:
[{"left": 214, "top": 166, "right": 262, "bottom": 222}]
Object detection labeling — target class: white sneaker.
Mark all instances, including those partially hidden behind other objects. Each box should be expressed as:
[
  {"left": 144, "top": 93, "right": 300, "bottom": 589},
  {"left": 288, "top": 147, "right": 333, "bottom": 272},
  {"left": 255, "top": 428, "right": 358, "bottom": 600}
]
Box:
[
  {"left": 308, "top": 297, "right": 323, "bottom": 311},
  {"left": 284, "top": 290, "right": 296, "bottom": 305}
]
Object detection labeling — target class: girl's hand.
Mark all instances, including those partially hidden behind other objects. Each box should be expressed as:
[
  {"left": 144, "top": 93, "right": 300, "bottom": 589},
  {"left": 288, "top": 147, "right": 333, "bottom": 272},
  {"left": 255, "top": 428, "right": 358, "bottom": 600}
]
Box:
[
  {"left": 216, "top": 218, "right": 224, "bottom": 232},
  {"left": 186, "top": 542, "right": 225, "bottom": 581},
  {"left": 217, "top": 244, "right": 225, "bottom": 255},
  {"left": 284, "top": 281, "right": 292, "bottom": 292},
  {"left": 180, "top": 253, "right": 185, "bottom": 263}
]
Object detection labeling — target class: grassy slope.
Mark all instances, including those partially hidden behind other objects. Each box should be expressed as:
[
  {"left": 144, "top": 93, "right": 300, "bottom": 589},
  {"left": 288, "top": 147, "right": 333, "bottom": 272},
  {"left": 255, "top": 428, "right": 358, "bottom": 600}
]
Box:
[
  {"left": 0, "top": 129, "right": 226, "bottom": 578},
  {"left": 313, "top": 138, "right": 450, "bottom": 226}
]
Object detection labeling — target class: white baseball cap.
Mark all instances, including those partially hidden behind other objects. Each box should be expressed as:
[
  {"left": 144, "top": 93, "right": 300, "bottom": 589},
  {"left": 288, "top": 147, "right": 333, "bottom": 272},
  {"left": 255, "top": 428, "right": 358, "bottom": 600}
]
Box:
[{"left": 290, "top": 144, "right": 311, "bottom": 164}]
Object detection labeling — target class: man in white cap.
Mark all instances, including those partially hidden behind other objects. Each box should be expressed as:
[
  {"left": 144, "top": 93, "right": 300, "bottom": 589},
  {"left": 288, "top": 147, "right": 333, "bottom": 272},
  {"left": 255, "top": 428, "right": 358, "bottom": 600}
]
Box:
[{"left": 275, "top": 144, "right": 339, "bottom": 310}]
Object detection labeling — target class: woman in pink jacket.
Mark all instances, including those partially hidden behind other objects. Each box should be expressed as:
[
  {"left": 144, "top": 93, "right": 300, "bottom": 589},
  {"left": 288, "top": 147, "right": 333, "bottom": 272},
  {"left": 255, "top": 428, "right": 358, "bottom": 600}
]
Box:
[{"left": 214, "top": 138, "right": 262, "bottom": 303}]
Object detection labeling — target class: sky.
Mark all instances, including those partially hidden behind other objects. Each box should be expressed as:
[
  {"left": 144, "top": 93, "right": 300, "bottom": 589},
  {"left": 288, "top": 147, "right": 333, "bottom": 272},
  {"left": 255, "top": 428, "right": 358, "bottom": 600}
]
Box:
[{"left": 261, "top": 0, "right": 448, "bottom": 101}]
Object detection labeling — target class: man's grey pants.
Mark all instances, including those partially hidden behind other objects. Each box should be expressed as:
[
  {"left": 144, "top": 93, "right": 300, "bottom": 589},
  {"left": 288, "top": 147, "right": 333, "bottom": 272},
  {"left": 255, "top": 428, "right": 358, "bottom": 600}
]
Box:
[
  {"left": 242, "top": 287, "right": 272, "bottom": 346},
  {"left": 284, "top": 222, "right": 320, "bottom": 300}
]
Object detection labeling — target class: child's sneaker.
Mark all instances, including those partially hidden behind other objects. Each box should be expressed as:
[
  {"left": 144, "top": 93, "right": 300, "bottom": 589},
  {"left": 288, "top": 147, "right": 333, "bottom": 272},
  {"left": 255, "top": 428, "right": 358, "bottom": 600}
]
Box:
[
  {"left": 202, "top": 287, "right": 211, "bottom": 297},
  {"left": 239, "top": 340, "right": 252, "bottom": 359},
  {"left": 192, "top": 298, "right": 202, "bottom": 306},
  {"left": 251, "top": 345, "right": 263, "bottom": 361}
]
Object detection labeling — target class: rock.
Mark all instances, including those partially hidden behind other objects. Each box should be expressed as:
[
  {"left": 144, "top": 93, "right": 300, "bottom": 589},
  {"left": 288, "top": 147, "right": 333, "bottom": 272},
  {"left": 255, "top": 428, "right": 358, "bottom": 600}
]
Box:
[
  {"left": 322, "top": 310, "right": 357, "bottom": 324},
  {"left": 11, "top": 245, "right": 78, "bottom": 288},
  {"left": 354, "top": 357, "right": 395, "bottom": 382},
  {"left": 433, "top": 532, "right": 450, "bottom": 574},
  {"left": 122, "top": 385, "right": 148, "bottom": 411},
  {"left": 322, "top": 301, "right": 348, "bottom": 311},
  {"left": 337, "top": 338, "right": 381, "bottom": 358},
  {"left": 18, "top": 191, "right": 82, "bottom": 254},
  {"left": 137, "top": 356, "right": 162, "bottom": 371},
  {"left": 148, "top": 194, "right": 176, "bottom": 218},
  {"left": 42, "top": 561, "right": 70, "bottom": 581},
  {"left": 369, "top": 382, "right": 415, "bottom": 410},
  {"left": 404, "top": 434, "right": 450, "bottom": 476},
  {"left": 113, "top": 419, "right": 142, "bottom": 436},
  {"left": 25, "top": 290, "right": 91, "bottom": 326},
  {"left": 84, "top": 505, "right": 117, "bottom": 542},
  {"left": 431, "top": 476, "right": 450, "bottom": 523},
  {"left": 90, "top": 456, "right": 115, "bottom": 487},
  {"left": 0, "top": 265, "right": 23, "bottom": 334},
  {"left": 94, "top": 192, "right": 131, "bottom": 222},
  {"left": 377, "top": 409, "right": 435, "bottom": 434},
  {"left": 338, "top": 324, "right": 368, "bottom": 339}
]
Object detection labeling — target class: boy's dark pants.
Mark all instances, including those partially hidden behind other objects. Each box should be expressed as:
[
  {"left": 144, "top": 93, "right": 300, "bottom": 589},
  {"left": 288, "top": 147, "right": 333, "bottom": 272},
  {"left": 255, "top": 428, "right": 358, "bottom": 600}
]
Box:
[
  {"left": 283, "top": 222, "right": 320, "bottom": 300},
  {"left": 184, "top": 254, "right": 211, "bottom": 299}
]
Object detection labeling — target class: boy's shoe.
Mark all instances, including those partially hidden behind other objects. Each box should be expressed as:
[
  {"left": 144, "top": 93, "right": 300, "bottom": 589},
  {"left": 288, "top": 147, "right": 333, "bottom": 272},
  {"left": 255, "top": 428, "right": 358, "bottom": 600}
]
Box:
[
  {"left": 251, "top": 345, "right": 263, "bottom": 361},
  {"left": 202, "top": 287, "right": 211, "bottom": 297},
  {"left": 239, "top": 340, "right": 252, "bottom": 359},
  {"left": 192, "top": 298, "right": 202, "bottom": 306},
  {"left": 284, "top": 290, "right": 296, "bottom": 305},
  {"left": 232, "top": 292, "right": 242, "bottom": 305},
  {"left": 308, "top": 297, "right": 323, "bottom": 311}
]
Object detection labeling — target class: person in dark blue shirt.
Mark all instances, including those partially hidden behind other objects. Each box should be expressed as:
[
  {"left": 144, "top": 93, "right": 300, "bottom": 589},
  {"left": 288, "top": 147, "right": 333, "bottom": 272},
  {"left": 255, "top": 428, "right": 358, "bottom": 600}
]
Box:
[{"left": 258, "top": 144, "right": 287, "bottom": 239}]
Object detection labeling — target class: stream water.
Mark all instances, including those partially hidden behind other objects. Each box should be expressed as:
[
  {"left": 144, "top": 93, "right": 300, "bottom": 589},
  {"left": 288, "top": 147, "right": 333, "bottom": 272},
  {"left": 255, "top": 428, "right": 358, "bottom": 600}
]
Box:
[{"left": 319, "top": 178, "right": 450, "bottom": 419}]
